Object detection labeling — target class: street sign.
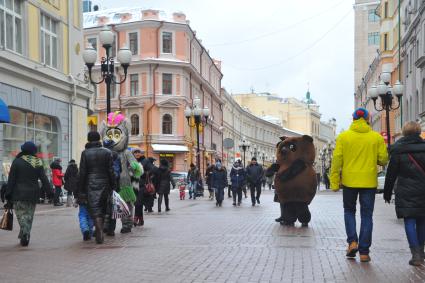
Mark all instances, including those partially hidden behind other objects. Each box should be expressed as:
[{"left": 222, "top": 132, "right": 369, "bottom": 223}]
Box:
[{"left": 223, "top": 138, "right": 234, "bottom": 149}]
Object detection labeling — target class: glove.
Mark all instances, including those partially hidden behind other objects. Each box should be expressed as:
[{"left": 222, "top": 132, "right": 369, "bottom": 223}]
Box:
[{"left": 4, "top": 201, "right": 13, "bottom": 209}]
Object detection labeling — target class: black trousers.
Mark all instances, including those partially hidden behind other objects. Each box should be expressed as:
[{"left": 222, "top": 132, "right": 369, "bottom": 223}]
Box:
[
  {"left": 54, "top": 186, "right": 62, "bottom": 204},
  {"left": 249, "top": 183, "right": 262, "bottom": 204},
  {"left": 232, "top": 186, "right": 243, "bottom": 204},
  {"left": 134, "top": 189, "right": 144, "bottom": 218},
  {"left": 158, "top": 193, "right": 169, "bottom": 211},
  {"left": 282, "top": 202, "right": 311, "bottom": 224}
]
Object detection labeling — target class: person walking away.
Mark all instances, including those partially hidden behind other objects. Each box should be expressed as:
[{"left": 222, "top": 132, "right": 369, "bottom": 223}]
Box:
[
  {"left": 4, "top": 141, "right": 50, "bottom": 246},
  {"left": 64, "top": 160, "right": 78, "bottom": 207},
  {"left": 266, "top": 174, "right": 274, "bottom": 190},
  {"left": 157, "top": 159, "right": 175, "bottom": 213},
  {"left": 211, "top": 161, "right": 228, "bottom": 207},
  {"left": 50, "top": 158, "right": 64, "bottom": 206},
  {"left": 76, "top": 187, "right": 94, "bottom": 241},
  {"left": 330, "top": 108, "right": 388, "bottom": 262},
  {"left": 205, "top": 163, "right": 214, "bottom": 200},
  {"left": 78, "top": 131, "right": 116, "bottom": 244},
  {"left": 187, "top": 163, "right": 200, "bottom": 200},
  {"left": 230, "top": 160, "right": 246, "bottom": 206},
  {"left": 246, "top": 157, "right": 264, "bottom": 206},
  {"left": 145, "top": 157, "right": 159, "bottom": 212},
  {"left": 384, "top": 121, "right": 425, "bottom": 266}
]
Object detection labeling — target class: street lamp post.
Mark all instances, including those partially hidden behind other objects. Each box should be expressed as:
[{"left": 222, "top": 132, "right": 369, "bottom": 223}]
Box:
[
  {"left": 185, "top": 96, "right": 210, "bottom": 171},
  {"left": 238, "top": 137, "right": 250, "bottom": 168},
  {"left": 82, "top": 26, "right": 132, "bottom": 115},
  {"left": 368, "top": 72, "right": 404, "bottom": 148},
  {"left": 261, "top": 151, "right": 266, "bottom": 165}
]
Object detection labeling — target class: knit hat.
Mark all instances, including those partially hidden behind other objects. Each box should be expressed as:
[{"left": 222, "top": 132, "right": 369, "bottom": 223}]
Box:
[
  {"left": 251, "top": 157, "right": 257, "bottom": 161},
  {"left": 21, "top": 141, "right": 37, "bottom": 155},
  {"left": 353, "top": 108, "right": 369, "bottom": 120},
  {"left": 87, "top": 131, "right": 101, "bottom": 142},
  {"left": 160, "top": 158, "right": 169, "bottom": 167}
]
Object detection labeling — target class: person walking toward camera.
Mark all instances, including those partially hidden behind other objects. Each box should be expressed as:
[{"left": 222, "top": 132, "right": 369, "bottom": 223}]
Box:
[
  {"left": 187, "top": 163, "right": 200, "bottom": 200},
  {"left": 246, "top": 157, "right": 264, "bottom": 206},
  {"left": 211, "top": 160, "right": 228, "bottom": 207},
  {"left": 5, "top": 141, "right": 50, "bottom": 246},
  {"left": 330, "top": 108, "right": 388, "bottom": 262},
  {"left": 384, "top": 121, "right": 425, "bottom": 266},
  {"left": 230, "top": 160, "right": 246, "bottom": 206},
  {"left": 157, "top": 159, "right": 175, "bottom": 213}
]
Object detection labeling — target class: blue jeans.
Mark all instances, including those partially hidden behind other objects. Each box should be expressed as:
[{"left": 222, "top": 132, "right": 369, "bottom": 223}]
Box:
[
  {"left": 343, "top": 188, "right": 376, "bottom": 255},
  {"left": 404, "top": 217, "right": 425, "bottom": 248},
  {"left": 78, "top": 205, "right": 94, "bottom": 236},
  {"left": 215, "top": 187, "right": 225, "bottom": 203},
  {"left": 188, "top": 181, "right": 197, "bottom": 199}
]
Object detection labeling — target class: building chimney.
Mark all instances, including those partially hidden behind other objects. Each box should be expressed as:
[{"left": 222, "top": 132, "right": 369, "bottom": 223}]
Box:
[
  {"left": 173, "top": 12, "right": 186, "bottom": 23},
  {"left": 142, "top": 9, "right": 159, "bottom": 20}
]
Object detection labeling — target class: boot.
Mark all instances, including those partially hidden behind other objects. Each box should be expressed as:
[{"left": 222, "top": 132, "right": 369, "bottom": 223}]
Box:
[
  {"left": 66, "top": 195, "right": 73, "bottom": 207},
  {"left": 409, "top": 247, "right": 423, "bottom": 266},
  {"left": 94, "top": 218, "right": 104, "bottom": 244}
]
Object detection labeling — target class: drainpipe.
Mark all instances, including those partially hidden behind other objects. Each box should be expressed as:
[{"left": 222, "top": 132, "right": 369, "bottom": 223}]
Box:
[
  {"left": 145, "top": 21, "right": 164, "bottom": 156},
  {"left": 68, "top": 75, "right": 77, "bottom": 162},
  {"left": 399, "top": 0, "right": 403, "bottom": 128}
]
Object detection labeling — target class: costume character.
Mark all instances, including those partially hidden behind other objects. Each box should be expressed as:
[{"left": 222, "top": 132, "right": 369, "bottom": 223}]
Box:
[
  {"left": 274, "top": 135, "right": 317, "bottom": 226},
  {"left": 100, "top": 112, "right": 143, "bottom": 233}
]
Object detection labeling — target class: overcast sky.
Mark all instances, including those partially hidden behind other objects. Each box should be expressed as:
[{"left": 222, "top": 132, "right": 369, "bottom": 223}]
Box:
[{"left": 96, "top": 0, "right": 354, "bottom": 131}]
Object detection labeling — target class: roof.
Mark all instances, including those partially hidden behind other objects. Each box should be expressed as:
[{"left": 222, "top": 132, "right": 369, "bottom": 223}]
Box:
[{"left": 83, "top": 7, "right": 185, "bottom": 29}]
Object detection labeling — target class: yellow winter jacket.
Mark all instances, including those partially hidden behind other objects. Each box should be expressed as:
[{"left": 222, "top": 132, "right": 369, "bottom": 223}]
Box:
[{"left": 330, "top": 118, "right": 388, "bottom": 190}]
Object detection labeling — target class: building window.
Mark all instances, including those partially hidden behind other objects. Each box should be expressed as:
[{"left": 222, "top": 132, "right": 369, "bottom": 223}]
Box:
[
  {"left": 129, "top": 32, "right": 138, "bottom": 55},
  {"left": 131, "top": 114, "right": 139, "bottom": 135},
  {"left": 130, "top": 74, "right": 139, "bottom": 96},
  {"left": 384, "top": 2, "right": 388, "bottom": 18},
  {"left": 0, "top": 0, "right": 22, "bottom": 53},
  {"left": 87, "top": 37, "right": 97, "bottom": 50},
  {"left": 41, "top": 14, "right": 58, "bottom": 69},
  {"left": 368, "top": 32, "right": 380, "bottom": 46},
  {"left": 3, "top": 108, "right": 59, "bottom": 166},
  {"left": 162, "top": 114, "right": 172, "bottom": 134},
  {"left": 384, "top": 34, "right": 388, "bottom": 51},
  {"left": 162, "top": 73, "right": 172, "bottom": 95},
  {"left": 162, "top": 31, "right": 172, "bottom": 53},
  {"left": 368, "top": 9, "right": 379, "bottom": 22}
]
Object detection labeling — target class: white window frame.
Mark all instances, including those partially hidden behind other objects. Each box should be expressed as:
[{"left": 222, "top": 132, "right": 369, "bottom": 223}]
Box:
[
  {"left": 87, "top": 36, "right": 98, "bottom": 50},
  {"left": 127, "top": 30, "right": 140, "bottom": 56},
  {"left": 40, "top": 13, "right": 59, "bottom": 69},
  {"left": 0, "top": 0, "right": 23, "bottom": 54},
  {"left": 129, "top": 73, "right": 140, "bottom": 96},
  {"left": 160, "top": 30, "right": 175, "bottom": 55}
]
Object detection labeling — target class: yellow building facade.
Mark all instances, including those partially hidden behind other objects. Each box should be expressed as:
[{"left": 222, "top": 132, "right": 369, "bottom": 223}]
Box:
[{"left": 0, "top": 0, "right": 92, "bottom": 179}]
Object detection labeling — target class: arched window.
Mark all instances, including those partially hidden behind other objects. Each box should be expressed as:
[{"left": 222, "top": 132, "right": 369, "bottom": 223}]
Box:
[
  {"left": 162, "top": 114, "right": 172, "bottom": 134},
  {"left": 131, "top": 114, "right": 139, "bottom": 135}
]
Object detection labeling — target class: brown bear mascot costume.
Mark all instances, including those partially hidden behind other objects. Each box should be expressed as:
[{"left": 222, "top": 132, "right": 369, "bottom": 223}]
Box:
[{"left": 267, "top": 135, "right": 317, "bottom": 226}]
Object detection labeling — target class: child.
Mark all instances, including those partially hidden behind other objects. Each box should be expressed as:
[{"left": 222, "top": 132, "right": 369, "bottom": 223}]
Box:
[
  {"left": 77, "top": 193, "right": 94, "bottom": 241},
  {"left": 179, "top": 181, "right": 186, "bottom": 200}
]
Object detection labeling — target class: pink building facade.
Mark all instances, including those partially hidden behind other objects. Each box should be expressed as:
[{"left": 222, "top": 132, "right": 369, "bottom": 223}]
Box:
[{"left": 83, "top": 8, "right": 223, "bottom": 173}]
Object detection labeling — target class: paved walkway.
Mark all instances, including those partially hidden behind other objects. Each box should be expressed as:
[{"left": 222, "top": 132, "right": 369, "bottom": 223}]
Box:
[{"left": 0, "top": 190, "right": 424, "bottom": 283}]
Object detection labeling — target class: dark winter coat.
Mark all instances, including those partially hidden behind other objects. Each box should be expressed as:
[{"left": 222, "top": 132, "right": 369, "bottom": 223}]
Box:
[
  {"left": 246, "top": 163, "right": 264, "bottom": 185},
  {"left": 78, "top": 141, "right": 115, "bottom": 217},
  {"left": 6, "top": 153, "right": 50, "bottom": 203},
  {"left": 156, "top": 165, "right": 176, "bottom": 195},
  {"left": 64, "top": 163, "right": 79, "bottom": 194},
  {"left": 205, "top": 165, "right": 214, "bottom": 186},
  {"left": 187, "top": 167, "right": 200, "bottom": 183},
  {"left": 211, "top": 167, "right": 228, "bottom": 189},
  {"left": 50, "top": 160, "right": 64, "bottom": 187},
  {"left": 384, "top": 134, "right": 425, "bottom": 218},
  {"left": 230, "top": 165, "right": 246, "bottom": 188}
]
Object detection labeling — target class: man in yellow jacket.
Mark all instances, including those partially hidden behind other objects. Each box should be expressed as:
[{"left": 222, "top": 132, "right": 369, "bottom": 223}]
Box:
[{"left": 330, "top": 108, "right": 388, "bottom": 263}]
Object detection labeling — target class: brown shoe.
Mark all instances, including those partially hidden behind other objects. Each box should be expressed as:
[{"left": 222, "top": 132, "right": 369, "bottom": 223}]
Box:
[
  {"left": 360, "top": 254, "right": 371, "bottom": 262},
  {"left": 346, "top": 241, "right": 358, "bottom": 258}
]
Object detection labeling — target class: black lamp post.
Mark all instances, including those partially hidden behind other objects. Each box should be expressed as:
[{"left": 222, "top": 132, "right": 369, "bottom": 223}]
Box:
[
  {"left": 260, "top": 151, "right": 266, "bottom": 165},
  {"left": 82, "top": 26, "right": 132, "bottom": 115},
  {"left": 185, "top": 96, "right": 210, "bottom": 171},
  {"left": 238, "top": 137, "right": 250, "bottom": 168},
  {"left": 368, "top": 72, "right": 404, "bottom": 148}
]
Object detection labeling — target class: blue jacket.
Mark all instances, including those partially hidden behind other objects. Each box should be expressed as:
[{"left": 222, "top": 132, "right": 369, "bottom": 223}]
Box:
[
  {"left": 230, "top": 165, "right": 246, "bottom": 188},
  {"left": 211, "top": 167, "right": 228, "bottom": 189}
]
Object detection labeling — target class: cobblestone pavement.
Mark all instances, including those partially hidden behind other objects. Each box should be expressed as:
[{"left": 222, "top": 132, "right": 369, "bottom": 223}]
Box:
[{"left": 1, "top": 189, "right": 425, "bottom": 283}]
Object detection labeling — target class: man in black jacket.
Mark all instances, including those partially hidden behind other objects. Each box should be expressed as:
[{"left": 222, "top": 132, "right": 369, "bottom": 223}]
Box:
[{"left": 246, "top": 157, "right": 264, "bottom": 206}]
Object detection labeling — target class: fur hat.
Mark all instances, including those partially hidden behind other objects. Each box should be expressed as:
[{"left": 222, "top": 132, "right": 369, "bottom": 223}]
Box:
[
  {"left": 21, "top": 141, "right": 37, "bottom": 155},
  {"left": 87, "top": 131, "right": 101, "bottom": 142},
  {"left": 353, "top": 108, "right": 369, "bottom": 120}
]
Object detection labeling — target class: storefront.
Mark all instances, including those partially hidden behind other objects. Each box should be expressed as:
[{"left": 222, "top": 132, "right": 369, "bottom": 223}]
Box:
[
  {"left": 0, "top": 84, "right": 71, "bottom": 181},
  {"left": 151, "top": 144, "right": 189, "bottom": 172}
]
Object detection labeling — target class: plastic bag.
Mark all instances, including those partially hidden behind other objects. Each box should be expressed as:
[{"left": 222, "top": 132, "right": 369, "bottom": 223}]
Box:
[{"left": 112, "top": 191, "right": 130, "bottom": 219}]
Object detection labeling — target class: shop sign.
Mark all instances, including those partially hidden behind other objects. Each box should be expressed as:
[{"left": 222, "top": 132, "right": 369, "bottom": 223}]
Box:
[{"left": 160, "top": 153, "right": 175, "bottom": 157}]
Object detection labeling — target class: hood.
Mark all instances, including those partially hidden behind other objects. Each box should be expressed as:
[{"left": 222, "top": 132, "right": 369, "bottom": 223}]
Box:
[
  {"left": 232, "top": 165, "right": 243, "bottom": 171},
  {"left": 390, "top": 134, "right": 425, "bottom": 155},
  {"left": 349, "top": 118, "right": 371, "bottom": 134},
  {"left": 85, "top": 141, "right": 102, "bottom": 149}
]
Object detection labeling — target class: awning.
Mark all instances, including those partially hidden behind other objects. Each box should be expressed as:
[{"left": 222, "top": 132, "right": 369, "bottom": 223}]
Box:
[
  {"left": 152, "top": 144, "right": 189, "bottom": 153},
  {"left": 0, "top": 98, "right": 10, "bottom": 123}
]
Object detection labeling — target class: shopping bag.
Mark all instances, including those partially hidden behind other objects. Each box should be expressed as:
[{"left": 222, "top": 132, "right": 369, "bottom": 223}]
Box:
[
  {"left": 112, "top": 191, "right": 130, "bottom": 219},
  {"left": 0, "top": 209, "right": 13, "bottom": 231}
]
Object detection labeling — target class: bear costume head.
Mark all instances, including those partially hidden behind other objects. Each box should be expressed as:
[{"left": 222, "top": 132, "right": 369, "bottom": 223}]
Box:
[{"left": 274, "top": 135, "right": 317, "bottom": 204}]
